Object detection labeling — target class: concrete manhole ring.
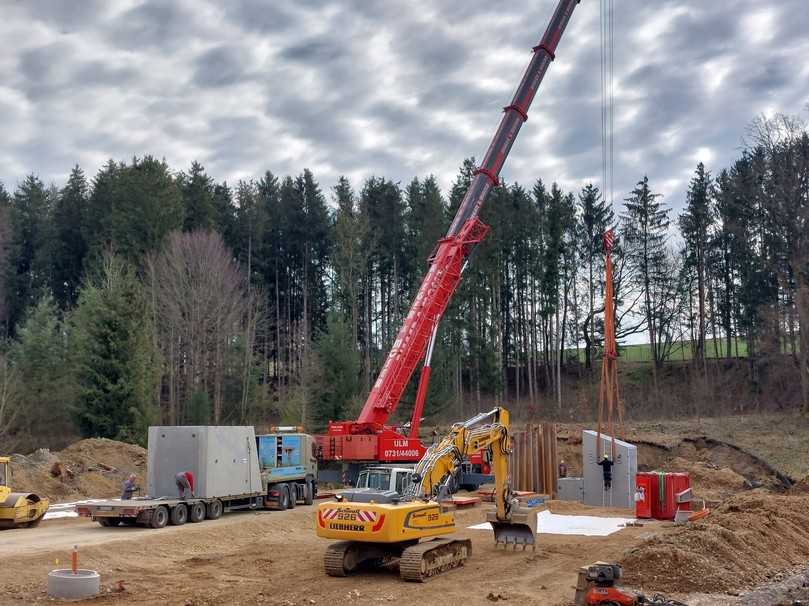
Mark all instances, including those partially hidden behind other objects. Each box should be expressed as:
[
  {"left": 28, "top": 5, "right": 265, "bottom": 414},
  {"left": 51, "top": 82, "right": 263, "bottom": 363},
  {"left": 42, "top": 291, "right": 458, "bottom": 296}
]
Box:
[{"left": 47, "top": 569, "right": 101, "bottom": 600}]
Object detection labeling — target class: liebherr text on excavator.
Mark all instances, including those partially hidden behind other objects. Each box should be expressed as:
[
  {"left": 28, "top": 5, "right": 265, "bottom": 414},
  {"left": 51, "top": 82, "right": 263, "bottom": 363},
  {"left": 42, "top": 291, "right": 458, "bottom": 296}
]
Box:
[
  {"left": 316, "top": 407, "right": 536, "bottom": 581},
  {"left": 316, "top": 0, "right": 580, "bottom": 467}
]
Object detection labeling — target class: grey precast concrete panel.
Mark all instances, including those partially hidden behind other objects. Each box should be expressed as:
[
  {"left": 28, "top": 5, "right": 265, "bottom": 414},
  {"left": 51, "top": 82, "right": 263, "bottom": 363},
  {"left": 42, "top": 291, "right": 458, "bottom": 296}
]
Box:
[
  {"left": 581, "top": 430, "right": 637, "bottom": 509},
  {"left": 557, "top": 477, "right": 583, "bottom": 502},
  {"left": 147, "top": 426, "right": 263, "bottom": 499}
]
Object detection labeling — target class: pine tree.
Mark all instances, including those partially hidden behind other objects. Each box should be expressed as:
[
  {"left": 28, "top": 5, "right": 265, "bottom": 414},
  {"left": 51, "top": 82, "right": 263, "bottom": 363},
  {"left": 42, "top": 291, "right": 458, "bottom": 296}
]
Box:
[
  {"left": 577, "top": 183, "right": 613, "bottom": 368},
  {"left": 333, "top": 176, "right": 368, "bottom": 346},
  {"left": 5, "top": 175, "right": 53, "bottom": 334},
  {"left": 51, "top": 165, "right": 89, "bottom": 309},
  {"left": 72, "top": 254, "right": 159, "bottom": 444},
  {"left": 679, "top": 163, "right": 713, "bottom": 369},
  {"left": 315, "top": 312, "right": 361, "bottom": 425},
  {"left": 0, "top": 183, "right": 12, "bottom": 336},
  {"left": 9, "top": 293, "right": 74, "bottom": 450},
  {"left": 622, "top": 176, "right": 671, "bottom": 377},
  {"left": 301, "top": 169, "right": 331, "bottom": 337},
  {"left": 213, "top": 182, "right": 237, "bottom": 249},
  {"left": 180, "top": 161, "right": 216, "bottom": 232},
  {"left": 83, "top": 160, "right": 119, "bottom": 260}
]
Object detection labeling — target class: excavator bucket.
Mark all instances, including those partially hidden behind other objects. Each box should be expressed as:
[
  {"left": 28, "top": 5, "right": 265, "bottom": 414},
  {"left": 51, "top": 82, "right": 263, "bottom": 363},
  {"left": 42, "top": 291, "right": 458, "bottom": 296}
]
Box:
[{"left": 486, "top": 509, "right": 538, "bottom": 550}]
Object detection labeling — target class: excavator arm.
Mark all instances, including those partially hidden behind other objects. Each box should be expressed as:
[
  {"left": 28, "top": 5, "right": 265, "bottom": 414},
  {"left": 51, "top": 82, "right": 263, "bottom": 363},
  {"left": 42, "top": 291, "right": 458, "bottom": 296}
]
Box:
[
  {"left": 406, "top": 407, "right": 536, "bottom": 547},
  {"left": 407, "top": 408, "right": 514, "bottom": 520}
]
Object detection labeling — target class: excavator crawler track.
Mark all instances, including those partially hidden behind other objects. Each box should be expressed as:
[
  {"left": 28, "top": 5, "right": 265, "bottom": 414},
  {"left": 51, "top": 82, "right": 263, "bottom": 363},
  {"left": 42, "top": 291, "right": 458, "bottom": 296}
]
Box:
[
  {"left": 324, "top": 541, "right": 353, "bottom": 577},
  {"left": 399, "top": 538, "right": 472, "bottom": 582}
]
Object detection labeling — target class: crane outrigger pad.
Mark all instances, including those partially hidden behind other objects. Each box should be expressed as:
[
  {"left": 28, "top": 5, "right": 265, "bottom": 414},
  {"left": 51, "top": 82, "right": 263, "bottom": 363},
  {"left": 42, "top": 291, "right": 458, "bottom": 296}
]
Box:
[{"left": 486, "top": 508, "right": 538, "bottom": 550}]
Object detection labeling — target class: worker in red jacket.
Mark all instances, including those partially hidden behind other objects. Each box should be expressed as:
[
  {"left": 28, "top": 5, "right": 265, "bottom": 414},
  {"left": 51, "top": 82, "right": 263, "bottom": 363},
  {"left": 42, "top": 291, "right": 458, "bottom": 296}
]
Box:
[{"left": 175, "top": 470, "right": 195, "bottom": 498}]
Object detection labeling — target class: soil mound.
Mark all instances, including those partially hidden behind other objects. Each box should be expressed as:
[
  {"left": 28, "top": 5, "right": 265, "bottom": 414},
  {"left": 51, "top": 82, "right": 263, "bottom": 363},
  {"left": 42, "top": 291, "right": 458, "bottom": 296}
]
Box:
[
  {"left": 663, "top": 456, "right": 747, "bottom": 502},
  {"left": 621, "top": 493, "right": 809, "bottom": 594},
  {"left": 790, "top": 476, "right": 809, "bottom": 495},
  {"left": 11, "top": 438, "right": 146, "bottom": 502}
]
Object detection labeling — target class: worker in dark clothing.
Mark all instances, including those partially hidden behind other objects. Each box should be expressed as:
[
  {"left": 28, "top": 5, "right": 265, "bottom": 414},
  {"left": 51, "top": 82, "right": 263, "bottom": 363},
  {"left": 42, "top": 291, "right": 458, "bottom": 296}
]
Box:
[
  {"left": 120, "top": 474, "right": 139, "bottom": 500},
  {"left": 558, "top": 460, "right": 567, "bottom": 478},
  {"left": 175, "top": 470, "right": 195, "bottom": 498},
  {"left": 597, "top": 453, "right": 613, "bottom": 490}
]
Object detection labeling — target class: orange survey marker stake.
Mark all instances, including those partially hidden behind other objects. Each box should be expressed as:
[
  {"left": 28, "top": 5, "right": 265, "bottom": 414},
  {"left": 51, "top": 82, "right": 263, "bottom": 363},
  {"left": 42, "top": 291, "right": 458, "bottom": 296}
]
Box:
[{"left": 71, "top": 545, "right": 78, "bottom": 574}]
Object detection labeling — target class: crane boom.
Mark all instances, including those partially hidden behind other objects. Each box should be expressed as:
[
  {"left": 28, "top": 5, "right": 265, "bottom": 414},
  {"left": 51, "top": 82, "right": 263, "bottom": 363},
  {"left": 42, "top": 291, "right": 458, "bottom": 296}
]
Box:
[{"left": 358, "top": 0, "right": 580, "bottom": 426}]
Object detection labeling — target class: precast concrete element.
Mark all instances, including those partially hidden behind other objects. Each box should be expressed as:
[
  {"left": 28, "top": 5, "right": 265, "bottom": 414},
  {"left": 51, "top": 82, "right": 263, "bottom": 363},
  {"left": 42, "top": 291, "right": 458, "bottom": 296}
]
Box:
[
  {"left": 47, "top": 569, "right": 100, "bottom": 600},
  {"left": 147, "top": 426, "right": 262, "bottom": 499},
  {"left": 582, "top": 430, "right": 637, "bottom": 509},
  {"left": 557, "top": 477, "right": 583, "bottom": 501}
]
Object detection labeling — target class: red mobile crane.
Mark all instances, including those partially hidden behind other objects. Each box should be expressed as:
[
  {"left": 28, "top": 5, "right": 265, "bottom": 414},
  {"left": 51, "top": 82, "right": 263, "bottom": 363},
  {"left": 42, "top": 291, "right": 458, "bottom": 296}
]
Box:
[{"left": 317, "top": 0, "right": 580, "bottom": 466}]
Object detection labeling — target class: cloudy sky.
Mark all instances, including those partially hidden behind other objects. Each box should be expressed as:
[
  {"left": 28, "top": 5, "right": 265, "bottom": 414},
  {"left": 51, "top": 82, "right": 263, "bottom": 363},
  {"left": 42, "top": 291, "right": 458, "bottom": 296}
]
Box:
[{"left": 2, "top": 0, "right": 808, "bottom": 212}]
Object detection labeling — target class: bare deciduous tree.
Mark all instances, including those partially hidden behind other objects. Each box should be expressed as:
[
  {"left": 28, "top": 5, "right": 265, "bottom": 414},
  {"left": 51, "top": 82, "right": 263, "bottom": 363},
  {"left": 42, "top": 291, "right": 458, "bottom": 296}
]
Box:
[{"left": 148, "top": 230, "right": 257, "bottom": 424}]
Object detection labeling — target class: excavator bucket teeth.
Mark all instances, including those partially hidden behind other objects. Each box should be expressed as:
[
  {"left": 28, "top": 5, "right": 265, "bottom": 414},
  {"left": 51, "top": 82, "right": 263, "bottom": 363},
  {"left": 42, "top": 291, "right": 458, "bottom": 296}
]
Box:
[{"left": 487, "top": 510, "right": 537, "bottom": 549}]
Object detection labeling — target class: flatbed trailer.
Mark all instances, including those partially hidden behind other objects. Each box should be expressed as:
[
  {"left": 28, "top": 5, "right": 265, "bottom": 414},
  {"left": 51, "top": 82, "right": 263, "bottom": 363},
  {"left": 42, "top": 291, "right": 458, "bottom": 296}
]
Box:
[
  {"left": 77, "top": 426, "right": 319, "bottom": 529},
  {"left": 77, "top": 492, "right": 265, "bottom": 528}
]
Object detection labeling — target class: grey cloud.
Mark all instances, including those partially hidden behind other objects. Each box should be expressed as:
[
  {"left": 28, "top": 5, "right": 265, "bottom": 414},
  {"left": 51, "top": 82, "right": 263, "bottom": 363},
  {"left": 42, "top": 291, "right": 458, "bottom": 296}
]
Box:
[
  {"left": 17, "top": 0, "right": 110, "bottom": 32},
  {"left": 107, "top": 1, "right": 201, "bottom": 50},
  {"left": 193, "top": 45, "right": 252, "bottom": 88},
  {"left": 281, "top": 40, "right": 342, "bottom": 63},
  {"left": 221, "top": 0, "right": 295, "bottom": 34},
  {"left": 1, "top": 0, "right": 806, "bottom": 219},
  {"left": 17, "top": 42, "right": 75, "bottom": 100},
  {"left": 741, "top": 60, "right": 792, "bottom": 94},
  {"left": 71, "top": 61, "right": 139, "bottom": 89}
]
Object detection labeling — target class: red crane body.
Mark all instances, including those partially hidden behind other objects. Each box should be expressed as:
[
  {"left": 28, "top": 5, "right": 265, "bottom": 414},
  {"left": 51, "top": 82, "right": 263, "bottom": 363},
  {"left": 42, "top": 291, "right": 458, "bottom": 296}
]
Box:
[{"left": 317, "top": 0, "right": 580, "bottom": 464}]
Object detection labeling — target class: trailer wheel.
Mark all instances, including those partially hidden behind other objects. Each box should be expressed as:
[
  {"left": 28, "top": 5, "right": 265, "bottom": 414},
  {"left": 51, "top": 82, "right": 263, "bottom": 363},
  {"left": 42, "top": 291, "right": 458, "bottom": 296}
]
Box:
[
  {"left": 170, "top": 503, "right": 188, "bottom": 525},
  {"left": 150, "top": 506, "right": 169, "bottom": 529},
  {"left": 189, "top": 501, "right": 206, "bottom": 523},
  {"left": 303, "top": 481, "right": 314, "bottom": 506},
  {"left": 287, "top": 484, "right": 297, "bottom": 509},
  {"left": 206, "top": 499, "right": 223, "bottom": 520},
  {"left": 277, "top": 485, "right": 291, "bottom": 510}
]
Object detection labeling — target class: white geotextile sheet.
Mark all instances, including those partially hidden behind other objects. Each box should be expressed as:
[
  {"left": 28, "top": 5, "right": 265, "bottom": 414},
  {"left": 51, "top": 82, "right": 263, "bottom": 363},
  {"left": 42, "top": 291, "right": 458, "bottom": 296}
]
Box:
[
  {"left": 468, "top": 509, "right": 636, "bottom": 537},
  {"left": 43, "top": 498, "right": 118, "bottom": 520}
]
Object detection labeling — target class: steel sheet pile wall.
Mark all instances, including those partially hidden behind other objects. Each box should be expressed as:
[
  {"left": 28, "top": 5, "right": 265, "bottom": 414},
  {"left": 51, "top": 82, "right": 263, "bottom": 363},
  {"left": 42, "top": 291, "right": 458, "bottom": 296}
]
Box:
[{"left": 509, "top": 423, "right": 558, "bottom": 497}]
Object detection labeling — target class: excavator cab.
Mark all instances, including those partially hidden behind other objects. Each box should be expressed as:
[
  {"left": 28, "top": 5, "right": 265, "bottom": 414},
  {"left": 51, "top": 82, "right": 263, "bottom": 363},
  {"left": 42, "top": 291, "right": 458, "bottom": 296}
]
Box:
[{"left": 0, "top": 456, "right": 49, "bottom": 529}]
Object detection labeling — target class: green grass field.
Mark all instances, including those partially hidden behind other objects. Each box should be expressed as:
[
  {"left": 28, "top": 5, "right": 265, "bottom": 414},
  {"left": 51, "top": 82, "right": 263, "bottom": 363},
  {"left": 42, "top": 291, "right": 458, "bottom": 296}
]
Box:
[{"left": 568, "top": 337, "right": 751, "bottom": 363}]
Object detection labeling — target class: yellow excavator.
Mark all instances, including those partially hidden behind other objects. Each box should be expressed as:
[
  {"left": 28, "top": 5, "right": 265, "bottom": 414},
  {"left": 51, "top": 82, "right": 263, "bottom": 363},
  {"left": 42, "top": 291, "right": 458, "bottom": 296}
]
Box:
[
  {"left": 315, "top": 407, "right": 538, "bottom": 581},
  {"left": 0, "top": 456, "right": 49, "bottom": 529}
]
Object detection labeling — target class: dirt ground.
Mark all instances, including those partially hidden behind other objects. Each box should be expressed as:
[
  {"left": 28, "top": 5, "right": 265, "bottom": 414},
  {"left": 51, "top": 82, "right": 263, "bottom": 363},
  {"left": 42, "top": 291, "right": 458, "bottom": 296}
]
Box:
[
  {"left": 1, "top": 501, "right": 652, "bottom": 606},
  {"left": 4, "top": 414, "right": 809, "bottom": 605}
]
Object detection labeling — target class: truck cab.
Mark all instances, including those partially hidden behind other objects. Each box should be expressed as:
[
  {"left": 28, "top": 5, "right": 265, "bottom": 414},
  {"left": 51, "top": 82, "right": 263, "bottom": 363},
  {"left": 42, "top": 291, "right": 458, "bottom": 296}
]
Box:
[
  {"left": 355, "top": 465, "right": 414, "bottom": 495},
  {"left": 256, "top": 431, "right": 318, "bottom": 509}
]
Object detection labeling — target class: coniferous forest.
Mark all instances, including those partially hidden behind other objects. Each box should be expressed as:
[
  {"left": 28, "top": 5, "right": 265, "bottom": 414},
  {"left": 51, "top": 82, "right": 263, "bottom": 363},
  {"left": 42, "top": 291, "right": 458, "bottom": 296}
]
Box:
[{"left": 1, "top": 113, "right": 808, "bottom": 450}]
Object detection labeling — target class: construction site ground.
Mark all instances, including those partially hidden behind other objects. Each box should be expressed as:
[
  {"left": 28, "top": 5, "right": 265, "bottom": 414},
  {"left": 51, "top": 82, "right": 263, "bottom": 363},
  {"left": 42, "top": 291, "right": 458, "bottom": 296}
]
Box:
[{"left": 3, "top": 414, "right": 809, "bottom": 606}]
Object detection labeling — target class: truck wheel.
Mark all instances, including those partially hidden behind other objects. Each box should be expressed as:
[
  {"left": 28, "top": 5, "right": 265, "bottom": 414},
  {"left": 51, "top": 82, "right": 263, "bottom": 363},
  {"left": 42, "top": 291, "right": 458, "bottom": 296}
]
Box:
[
  {"left": 150, "top": 506, "right": 169, "bottom": 529},
  {"left": 170, "top": 503, "right": 188, "bottom": 525},
  {"left": 206, "top": 499, "right": 223, "bottom": 520},
  {"left": 287, "top": 484, "right": 297, "bottom": 509},
  {"left": 98, "top": 517, "right": 119, "bottom": 527},
  {"left": 189, "top": 501, "right": 206, "bottom": 523},
  {"left": 303, "top": 481, "right": 314, "bottom": 506},
  {"left": 277, "top": 485, "right": 290, "bottom": 510}
]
